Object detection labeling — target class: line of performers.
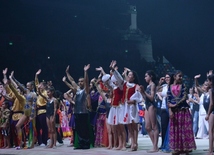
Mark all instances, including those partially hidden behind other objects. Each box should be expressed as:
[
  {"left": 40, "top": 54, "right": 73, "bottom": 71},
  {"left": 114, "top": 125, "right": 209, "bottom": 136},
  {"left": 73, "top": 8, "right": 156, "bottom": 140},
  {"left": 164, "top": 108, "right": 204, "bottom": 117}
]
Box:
[{"left": 0, "top": 61, "right": 213, "bottom": 155}]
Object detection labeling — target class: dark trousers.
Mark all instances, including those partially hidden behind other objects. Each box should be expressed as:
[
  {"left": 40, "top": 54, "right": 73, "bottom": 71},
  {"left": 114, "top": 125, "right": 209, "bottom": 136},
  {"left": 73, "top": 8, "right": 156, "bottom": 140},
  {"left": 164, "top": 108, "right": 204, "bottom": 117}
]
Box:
[
  {"left": 56, "top": 127, "right": 63, "bottom": 143},
  {"left": 160, "top": 109, "right": 169, "bottom": 147},
  {"left": 74, "top": 113, "right": 90, "bottom": 148},
  {"left": 36, "top": 113, "right": 48, "bottom": 145},
  {"left": 10, "top": 120, "right": 19, "bottom": 147}
]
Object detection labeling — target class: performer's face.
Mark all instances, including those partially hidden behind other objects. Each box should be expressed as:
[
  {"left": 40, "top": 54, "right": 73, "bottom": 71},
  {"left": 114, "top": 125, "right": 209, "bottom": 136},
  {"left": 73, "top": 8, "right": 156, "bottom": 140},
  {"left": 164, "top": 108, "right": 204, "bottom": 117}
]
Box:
[
  {"left": 202, "top": 81, "right": 209, "bottom": 91},
  {"left": 174, "top": 73, "right": 183, "bottom": 84},
  {"left": 47, "top": 90, "right": 53, "bottom": 97},
  {"left": 144, "top": 73, "right": 151, "bottom": 83},
  {"left": 165, "top": 74, "right": 170, "bottom": 84},
  {"left": 78, "top": 78, "right": 84, "bottom": 89},
  {"left": 128, "top": 71, "right": 135, "bottom": 83},
  {"left": 189, "top": 88, "right": 193, "bottom": 94},
  {"left": 26, "top": 82, "right": 33, "bottom": 90}
]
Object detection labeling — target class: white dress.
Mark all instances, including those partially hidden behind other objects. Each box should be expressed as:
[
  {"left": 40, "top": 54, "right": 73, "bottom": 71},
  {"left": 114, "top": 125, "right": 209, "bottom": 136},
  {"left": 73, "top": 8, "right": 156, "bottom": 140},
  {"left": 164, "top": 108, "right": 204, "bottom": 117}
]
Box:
[
  {"left": 122, "top": 82, "right": 143, "bottom": 124},
  {"left": 196, "top": 93, "right": 209, "bottom": 138}
]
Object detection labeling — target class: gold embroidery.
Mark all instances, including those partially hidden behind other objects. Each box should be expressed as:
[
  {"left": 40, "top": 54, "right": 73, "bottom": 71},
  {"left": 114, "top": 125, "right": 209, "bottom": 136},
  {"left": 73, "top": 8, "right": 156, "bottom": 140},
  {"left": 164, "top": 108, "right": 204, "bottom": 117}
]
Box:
[
  {"left": 12, "top": 113, "right": 23, "bottom": 121},
  {"left": 37, "top": 109, "right": 46, "bottom": 115}
]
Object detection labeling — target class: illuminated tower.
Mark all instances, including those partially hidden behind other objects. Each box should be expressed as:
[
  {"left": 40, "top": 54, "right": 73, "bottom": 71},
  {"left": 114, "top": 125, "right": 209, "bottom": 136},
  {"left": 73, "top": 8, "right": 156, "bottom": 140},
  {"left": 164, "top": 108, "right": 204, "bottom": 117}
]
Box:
[{"left": 123, "top": 5, "right": 154, "bottom": 62}]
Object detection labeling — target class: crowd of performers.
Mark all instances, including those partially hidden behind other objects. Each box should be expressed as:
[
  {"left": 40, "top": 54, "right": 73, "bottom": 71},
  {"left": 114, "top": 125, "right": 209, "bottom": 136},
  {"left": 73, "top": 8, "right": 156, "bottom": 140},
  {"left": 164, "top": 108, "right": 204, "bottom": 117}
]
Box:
[{"left": 0, "top": 61, "right": 214, "bottom": 155}]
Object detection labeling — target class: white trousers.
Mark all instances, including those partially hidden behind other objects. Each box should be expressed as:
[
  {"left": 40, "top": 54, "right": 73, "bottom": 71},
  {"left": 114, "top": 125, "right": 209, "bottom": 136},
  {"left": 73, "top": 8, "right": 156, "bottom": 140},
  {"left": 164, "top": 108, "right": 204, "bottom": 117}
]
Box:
[{"left": 196, "top": 114, "right": 209, "bottom": 138}]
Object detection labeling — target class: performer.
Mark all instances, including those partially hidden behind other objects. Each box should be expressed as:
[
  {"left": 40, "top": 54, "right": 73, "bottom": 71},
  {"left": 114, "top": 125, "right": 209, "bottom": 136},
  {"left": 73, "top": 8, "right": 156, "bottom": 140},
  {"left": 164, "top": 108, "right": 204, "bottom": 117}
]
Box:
[
  {"left": 38, "top": 86, "right": 58, "bottom": 149},
  {"left": 10, "top": 71, "right": 37, "bottom": 149},
  {"left": 72, "top": 64, "right": 91, "bottom": 150},
  {"left": 157, "top": 73, "right": 173, "bottom": 153},
  {"left": 63, "top": 91, "right": 75, "bottom": 147},
  {"left": 110, "top": 61, "right": 142, "bottom": 151},
  {"left": 96, "top": 67, "right": 119, "bottom": 149},
  {"left": 3, "top": 73, "right": 25, "bottom": 149},
  {"left": 167, "top": 70, "right": 196, "bottom": 155},
  {"left": 63, "top": 64, "right": 91, "bottom": 149},
  {"left": 205, "top": 73, "right": 214, "bottom": 155},
  {"left": 101, "top": 73, "right": 122, "bottom": 150},
  {"left": 0, "top": 101, "right": 11, "bottom": 149},
  {"left": 140, "top": 70, "right": 159, "bottom": 153},
  {"left": 0, "top": 81, "right": 6, "bottom": 148},
  {"left": 194, "top": 74, "right": 209, "bottom": 139},
  {"left": 35, "top": 69, "right": 48, "bottom": 146},
  {"left": 92, "top": 78, "right": 108, "bottom": 147}
]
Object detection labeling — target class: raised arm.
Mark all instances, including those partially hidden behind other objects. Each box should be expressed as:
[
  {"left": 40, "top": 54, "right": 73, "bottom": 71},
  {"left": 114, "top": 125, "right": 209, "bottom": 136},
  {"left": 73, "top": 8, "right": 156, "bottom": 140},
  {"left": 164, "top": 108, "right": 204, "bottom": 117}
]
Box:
[
  {"left": 122, "top": 67, "right": 131, "bottom": 82},
  {"left": 3, "top": 68, "right": 16, "bottom": 89},
  {"left": 207, "top": 70, "right": 213, "bottom": 78},
  {"left": 35, "top": 69, "right": 41, "bottom": 91},
  {"left": 91, "top": 78, "right": 106, "bottom": 101},
  {"left": 9, "top": 71, "right": 18, "bottom": 88},
  {"left": 2, "top": 68, "right": 8, "bottom": 82},
  {"left": 3, "top": 78, "right": 25, "bottom": 104},
  {"left": 194, "top": 74, "right": 204, "bottom": 93},
  {"left": 84, "top": 64, "right": 90, "bottom": 95},
  {"left": 65, "top": 65, "right": 78, "bottom": 89},
  {"left": 110, "top": 60, "right": 124, "bottom": 87},
  {"left": 62, "top": 76, "right": 77, "bottom": 94},
  {"left": 156, "top": 77, "right": 165, "bottom": 92},
  {"left": 11, "top": 72, "right": 27, "bottom": 94},
  {"left": 95, "top": 66, "right": 106, "bottom": 75}
]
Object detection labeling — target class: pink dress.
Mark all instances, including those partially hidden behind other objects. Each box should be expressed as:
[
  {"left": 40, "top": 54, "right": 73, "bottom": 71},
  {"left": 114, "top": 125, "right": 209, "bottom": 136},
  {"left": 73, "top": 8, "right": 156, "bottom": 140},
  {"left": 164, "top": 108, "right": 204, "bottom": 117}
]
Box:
[{"left": 61, "top": 111, "right": 71, "bottom": 137}]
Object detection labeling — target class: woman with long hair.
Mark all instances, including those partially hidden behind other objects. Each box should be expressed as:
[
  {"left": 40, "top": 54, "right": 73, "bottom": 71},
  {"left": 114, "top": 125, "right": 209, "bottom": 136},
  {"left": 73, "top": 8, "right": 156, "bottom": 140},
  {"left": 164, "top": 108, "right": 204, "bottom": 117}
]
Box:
[
  {"left": 157, "top": 73, "right": 173, "bottom": 152},
  {"left": 167, "top": 70, "right": 196, "bottom": 155},
  {"left": 110, "top": 61, "right": 142, "bottom": 151},
  {"left": 140, "top": 70, "right": 159, "bottom": 153}
]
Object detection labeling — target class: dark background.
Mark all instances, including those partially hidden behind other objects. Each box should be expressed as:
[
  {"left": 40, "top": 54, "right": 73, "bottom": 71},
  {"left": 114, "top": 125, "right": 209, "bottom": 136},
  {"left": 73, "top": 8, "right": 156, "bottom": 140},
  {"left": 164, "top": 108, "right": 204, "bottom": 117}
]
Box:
[{"left": 0, "top": 0, "right": 213, "bottom": 91}]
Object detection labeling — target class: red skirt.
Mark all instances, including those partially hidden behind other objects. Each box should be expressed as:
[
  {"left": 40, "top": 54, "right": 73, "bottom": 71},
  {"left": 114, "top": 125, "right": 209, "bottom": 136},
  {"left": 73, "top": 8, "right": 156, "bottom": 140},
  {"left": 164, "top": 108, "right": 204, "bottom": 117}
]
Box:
[{"left": 169, "top": 108, "right": 196, "bottom": 152}]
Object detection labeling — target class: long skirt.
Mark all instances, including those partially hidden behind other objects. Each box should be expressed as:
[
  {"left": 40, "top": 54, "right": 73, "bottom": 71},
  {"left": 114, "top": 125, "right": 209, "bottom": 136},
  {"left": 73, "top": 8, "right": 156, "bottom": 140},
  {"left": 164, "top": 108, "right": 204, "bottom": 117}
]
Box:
[
  {"left": 95, "top": 113, "right": 106, "bottom": 147},
  {"left": 61, "top": 111, "right": 71, "bottom": 137},
  {"left": 169, "top": 108, "right": 196, "bottom": 152}
]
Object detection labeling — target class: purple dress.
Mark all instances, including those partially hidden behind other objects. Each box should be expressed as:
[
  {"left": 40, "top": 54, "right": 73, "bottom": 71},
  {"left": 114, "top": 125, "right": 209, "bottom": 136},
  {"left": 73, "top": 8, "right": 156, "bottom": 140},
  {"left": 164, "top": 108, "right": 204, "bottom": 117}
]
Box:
[
  {"left": 68, "top": 103, "right": 75, "bottom": 129},
  {"left": 167, "top": 84, "right": 196, "bottom": 153}
]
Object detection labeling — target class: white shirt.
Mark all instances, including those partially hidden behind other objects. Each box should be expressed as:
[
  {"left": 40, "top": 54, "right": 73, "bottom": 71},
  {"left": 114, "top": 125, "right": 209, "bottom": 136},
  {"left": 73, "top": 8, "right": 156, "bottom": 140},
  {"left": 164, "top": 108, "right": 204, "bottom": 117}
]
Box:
[{"left": 160, "top": 84, "right": 168, "bottom": 109}]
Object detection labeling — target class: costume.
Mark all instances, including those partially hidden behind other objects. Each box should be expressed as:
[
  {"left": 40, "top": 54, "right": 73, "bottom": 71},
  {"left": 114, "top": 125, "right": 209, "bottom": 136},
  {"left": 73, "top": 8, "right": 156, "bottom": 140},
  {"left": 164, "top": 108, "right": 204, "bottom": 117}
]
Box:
[
  {"left": 61, "top": 110, "right": 71, "bottom": 137},
  {"left": 122, "top": 82, "right": 142, "bottom": 124},
  {"left": 0, "top": 108, "right": 10, "bottom": 136},
  {"left": 35, "top": 78, "right": 48, "bottom": 146},
  {"left": 36, "top": 92, "right": 48, "bottom": 145},
  {"left": 94, "top": 96, "right": 107, "bottom": 147},
  {"left": 67, "top": 101, "right": 74, "bottom": 144},
  {"left": 107, "top": 86, "right": 123, "bottom": 125},
  {"left": 0, "top": 96, "right": 5, "bottom": 147},
  {"left": 167, "top": 84, "right": 196, "bottom": 153},
  {"left": 24, "top": 92, "right": 37, "bottom": 148},
  {"left": 159, "top": 84, "right": 170, "bottom": 152},
  {"left": 5, "top": 84, "right": 25, "bottom": 147},
  {"left": 112, "top": 71, "right": 142, "bottom": 124},
  {"left": 73, "top": 88, "right": 90, "bottom": 149},
  {"left": 145, "top": 84, "right": 156, "bottom": 110},
  {"left": 196, "top": 93, "right": 209, "bottom": 138}
]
